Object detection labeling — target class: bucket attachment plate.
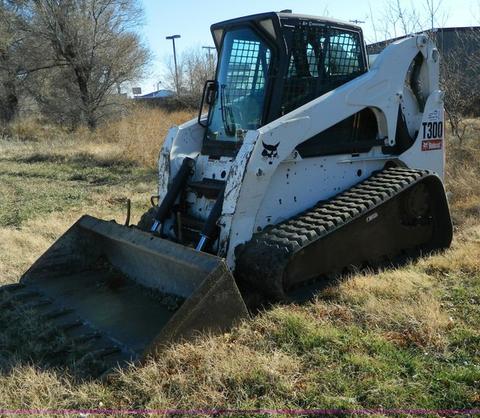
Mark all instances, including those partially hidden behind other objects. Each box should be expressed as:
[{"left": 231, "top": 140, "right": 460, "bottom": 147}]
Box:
[{"left": 3, "top": 215, "right": 248, "bottom": 374}]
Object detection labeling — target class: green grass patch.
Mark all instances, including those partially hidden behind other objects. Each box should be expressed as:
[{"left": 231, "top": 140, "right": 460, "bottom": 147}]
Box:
[{"left": 0, "top": 152, "right": 155, "bottom": 228}]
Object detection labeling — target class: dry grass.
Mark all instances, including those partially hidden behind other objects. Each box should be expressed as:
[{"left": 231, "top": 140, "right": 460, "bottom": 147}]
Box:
[
  {"left": 322, "top": 268, "right": 451, "bottom": 349},
  {"left": 3, "top": 116, "right": 71, "bottom": 143},
  {"left": 1, "top": 105, "right": 195, "bottom": 167},
  {"left": 419, "top": 224, "right": 480, "bottom": 277},
  {"left": 0, "top": 111, "right": 478, "bottom": 412},
  {"left": 115, "top": 340, "right": 302, "bottom": 409},
  {"left": 93, "top": 107, "right": 194, "bottom": 167},
  {"left": 445, "top": 118, "right": 480, "bottom": 225}
]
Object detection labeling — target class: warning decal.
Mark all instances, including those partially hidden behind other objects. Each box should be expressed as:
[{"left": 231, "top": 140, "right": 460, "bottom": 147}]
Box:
[{"left": 422, "top": 139, "right": 443, "bottom": 151}]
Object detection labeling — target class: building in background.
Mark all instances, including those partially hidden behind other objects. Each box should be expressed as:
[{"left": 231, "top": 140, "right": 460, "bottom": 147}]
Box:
[
  {"left": 367, "top": 26, "right": 480, "bottom": 56},
  {"left": 133, "top": 89, "right": 175, "bottom": 107}
]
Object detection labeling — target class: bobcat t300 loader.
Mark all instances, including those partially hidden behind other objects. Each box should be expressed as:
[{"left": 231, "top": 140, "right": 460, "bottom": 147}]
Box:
[{"left": 4, "top": 11, "right": 452, "bottom": 373}]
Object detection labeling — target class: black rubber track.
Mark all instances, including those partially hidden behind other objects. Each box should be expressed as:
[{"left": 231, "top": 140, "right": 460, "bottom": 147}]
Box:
[{"left": 234, "top": 167, "right": 453, "bottom": 300}]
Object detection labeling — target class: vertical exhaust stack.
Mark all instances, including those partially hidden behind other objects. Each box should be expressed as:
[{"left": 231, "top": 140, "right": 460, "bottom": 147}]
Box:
[{"left": 10, "top": 215, "right": 248, "bottom": 372}]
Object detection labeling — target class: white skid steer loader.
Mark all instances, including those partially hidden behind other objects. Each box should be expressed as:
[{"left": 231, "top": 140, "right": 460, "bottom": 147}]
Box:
[{"left": 3, "top": 11, "right": 452, "bottom": 375}]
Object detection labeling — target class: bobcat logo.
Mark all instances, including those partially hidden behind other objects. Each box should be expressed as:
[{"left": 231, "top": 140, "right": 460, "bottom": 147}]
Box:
[{"left": 261, "top": 141, "right": 280, "bottom": 165}]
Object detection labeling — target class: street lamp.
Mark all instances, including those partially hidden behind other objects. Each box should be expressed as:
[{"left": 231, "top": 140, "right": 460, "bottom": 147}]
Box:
[{"left": 166, "top": 34, "right": 181, "bottom": 96}]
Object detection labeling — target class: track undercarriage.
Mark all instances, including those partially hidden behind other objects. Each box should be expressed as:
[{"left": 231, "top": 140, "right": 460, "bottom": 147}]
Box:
[{"left": 235, "top": 167, "right": 453, "bottom": 300}]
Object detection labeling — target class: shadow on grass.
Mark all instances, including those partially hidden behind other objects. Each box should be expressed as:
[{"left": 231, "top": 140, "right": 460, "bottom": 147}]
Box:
[
  {"left": 1, "top": 151, "right": 156, "bottom": 182},
  {"left": 14, "top": 152, "right": 138, "bottom": 169},
  {"left": 0, "top": 149, "right": 157, "bottom": 228},
  {"left": 284, "top": 250, "right": 425, "bottom": 305}
]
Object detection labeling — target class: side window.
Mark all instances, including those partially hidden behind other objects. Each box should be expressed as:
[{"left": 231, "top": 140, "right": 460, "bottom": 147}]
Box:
[
  {"left": 287, "top": 53, "right": 296, "bottom": 76},
  {"left": 287, "top": 42, "right": 319, "bottom": 77},
  {"left": 278, "top": 25, "right": 374, "bottom": 158},
  {"left": 280, "top": 26, "right": 365, "bottom": 115},
  {"left": 325, "top": 31, "right": 362, "bottom": 76},
  {"left": 306, "top": 43, "right": 319, "bottom": 77}
]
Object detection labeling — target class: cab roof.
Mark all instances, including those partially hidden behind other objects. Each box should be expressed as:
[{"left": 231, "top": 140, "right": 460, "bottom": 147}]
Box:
[{"left": 210, "top": 11, "right": 362, "bottom": 32}]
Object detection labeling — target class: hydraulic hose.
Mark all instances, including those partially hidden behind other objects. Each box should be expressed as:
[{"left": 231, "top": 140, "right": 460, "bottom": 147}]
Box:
[{"left": 151, "top": 157, "right": 195, "bottom": 233}]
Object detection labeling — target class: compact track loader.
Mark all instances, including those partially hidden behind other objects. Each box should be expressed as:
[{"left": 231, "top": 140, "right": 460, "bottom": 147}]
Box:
[{"left": 3, "top": 11, "right": 452, "bottom": 373}]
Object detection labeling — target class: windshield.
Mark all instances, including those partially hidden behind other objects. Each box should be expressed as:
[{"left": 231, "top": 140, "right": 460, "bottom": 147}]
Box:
[{"left": 206, "top": 27, "right": 271, "bottom": 142}]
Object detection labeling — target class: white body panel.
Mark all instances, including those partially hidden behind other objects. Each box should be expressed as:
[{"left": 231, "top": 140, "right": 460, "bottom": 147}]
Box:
[
  {"left": 157, "top": 35, "right": 445, "bottom": 270},
  {"left": 254, "top": 151, "right": 387, "bottom": 229}
]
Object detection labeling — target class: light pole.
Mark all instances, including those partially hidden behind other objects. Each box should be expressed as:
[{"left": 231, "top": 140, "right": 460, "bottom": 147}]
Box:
[{"left": 166, "top": 34, "right": 181, "bottom": 96}]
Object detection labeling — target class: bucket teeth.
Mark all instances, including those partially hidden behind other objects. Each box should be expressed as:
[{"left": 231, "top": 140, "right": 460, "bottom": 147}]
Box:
[
  {"left": 0, "top": 299, "right": 14, "bottom": 309},
  {"left": 2, "top": 290, "right": 40, "bottom": 303},
  {"left": 38, "top": 321, "right": 84, "bottom": 341},
  {"left": 78, "top": 346, "right": 123, "bottom": 365},
  {"left": 0, "top": 283, "right": 25, "bottom": 293},
  {"left": 42, "top": 308, "right": 75, "bottom": 320},
  {"left": 14, "top": 290, "right": 40, "bottom": 300},
  {"left": 97, "top": 347, "right": 122, "bottom": 359},
  {"left": 0, "top": 290, "right": 44, "bottom": 309},
  {"left": 58, "top": 320, "right": 84, "bottom": 332},
  {"left": 72, "top": 332, "right": 101, "bottom": 345},
  {"left": 24, "top": 299, "right": 53, "bottom": 310}
]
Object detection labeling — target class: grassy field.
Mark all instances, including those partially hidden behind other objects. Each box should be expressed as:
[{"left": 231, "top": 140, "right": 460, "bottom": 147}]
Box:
[{"left": 0, "top": 109, "right": 479, "bottom": 413}]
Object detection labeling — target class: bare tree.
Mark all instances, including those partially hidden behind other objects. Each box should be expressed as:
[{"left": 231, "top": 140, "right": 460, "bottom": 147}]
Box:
[
  {"left": 366, "top": 0, "right": 449, "bottom": 43},
  {"left": 441, "top": 29, "right": 480, "bottom": 141},
  {"left": 367, "top": 3, "right": 381, "bottom": 43},
  {"left": 376, "top": 0, "right": 422, "bottom": 39},
  {"left": 423, "top": 0, "right": 449, "bottom": 29},
  {"left": 164, "top": 46, "right": 216, "bottom": 107},
  {"left": 27, "top": 0, "right": 149, "bottom": 128},
  {"left": 0, "top": 0, "right": 30, "bottom": 124}
]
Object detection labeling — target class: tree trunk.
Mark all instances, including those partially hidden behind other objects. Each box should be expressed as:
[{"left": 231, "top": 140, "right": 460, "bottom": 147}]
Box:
[
  {"left": 73, "top": 66, "right": 96, "bottom": 129},
  {"left": 0, "top": 78, "right": 19, "bottom": 124}
]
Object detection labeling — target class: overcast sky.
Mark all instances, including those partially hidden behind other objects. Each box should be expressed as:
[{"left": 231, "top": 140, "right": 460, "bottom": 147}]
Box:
[{"left": 137, "top": 0, "right": 479, "bottom": 93}]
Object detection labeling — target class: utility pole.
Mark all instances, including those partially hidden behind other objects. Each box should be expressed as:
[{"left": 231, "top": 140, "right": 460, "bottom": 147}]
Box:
[
  {"left": 166, "top": 34, "right": 181, "bottom": 96},
  {"left": 202, "top": 46, "right": 216, "bottom": 75},
  {"left": 202, "top": 46, "right": 216, "bottom": 56}
]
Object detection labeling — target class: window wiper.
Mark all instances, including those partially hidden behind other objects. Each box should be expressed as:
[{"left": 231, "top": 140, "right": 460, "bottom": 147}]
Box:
[{"left": 220, "top": 84, "right": 236, "bottom": 136}]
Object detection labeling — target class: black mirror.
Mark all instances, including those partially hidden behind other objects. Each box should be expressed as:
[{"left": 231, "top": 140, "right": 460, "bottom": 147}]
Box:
[
  {"left": 198, "top": 80, "right": 217, "bottom": 128},
  {"left": 206, "top": 81, "right": 218, "bottom": 105}
]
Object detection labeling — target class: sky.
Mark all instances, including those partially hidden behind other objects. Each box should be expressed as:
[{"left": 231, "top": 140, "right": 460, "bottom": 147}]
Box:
[{"left": 137, "top": 0, "right": 479, "bottom": 94}]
